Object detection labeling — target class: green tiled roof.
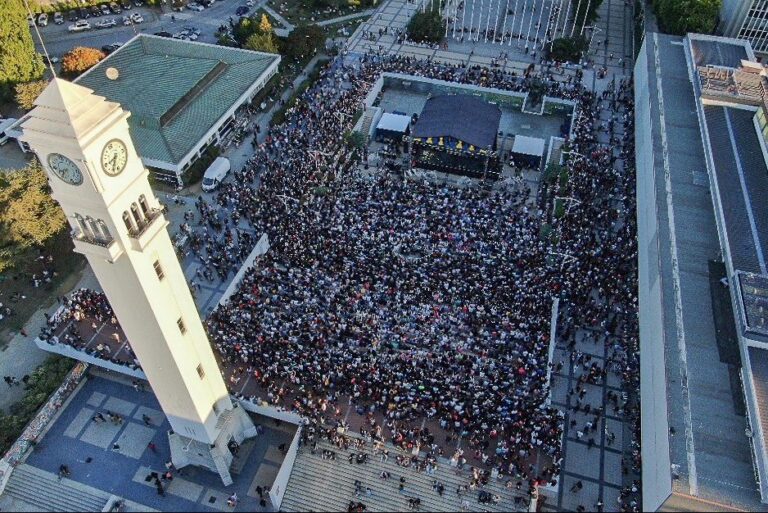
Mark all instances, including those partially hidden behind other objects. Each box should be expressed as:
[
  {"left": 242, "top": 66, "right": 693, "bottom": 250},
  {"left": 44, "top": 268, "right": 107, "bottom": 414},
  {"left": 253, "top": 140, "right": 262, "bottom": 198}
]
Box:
[{"left": 76, "top": 35, "right": 279, "bottom": 166}]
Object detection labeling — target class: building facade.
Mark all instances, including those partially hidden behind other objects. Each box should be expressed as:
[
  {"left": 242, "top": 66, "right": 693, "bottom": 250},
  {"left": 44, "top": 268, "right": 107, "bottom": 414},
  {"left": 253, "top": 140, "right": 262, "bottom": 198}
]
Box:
[{"left": 720, "top": 0, "right": 768, "bottom": 54}]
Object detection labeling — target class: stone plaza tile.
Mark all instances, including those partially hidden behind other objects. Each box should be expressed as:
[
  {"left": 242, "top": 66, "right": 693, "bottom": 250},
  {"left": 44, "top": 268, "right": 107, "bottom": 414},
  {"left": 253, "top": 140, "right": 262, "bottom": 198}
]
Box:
[
  {"left": 603, "top": 451, "right": 624, "bottom": 487},
  {"left": 248, "top": 462, "right": 280, "bottom": 497},
  {"left": 199, "top": 488, "right": 233, "bottom": 512},
  {"left": 166, "top": 477, "right": 205, "bottom": 502},
  {"left": 80, "top": 418, "right": 123, "bottom": 449},
  {"left": 560, "top": 474, "right": 600, "bottom": 512},
  {"left": 132, "top": 405, "right": 164, "bottom": 425},
  {"left": 86, "top": 391, "right": 107, "bottom": 408},
  {"left": 64, "top": 407, "right": 94, "bottom": 439},
  {"left": 563, "top": 441, "right": 601, "bottom": 480},
  {"left": 113, "top": 422, "right": 157, "bottom": 460},
  {"left": 102, "top": 396, "right": 137, "bottom": 418}
]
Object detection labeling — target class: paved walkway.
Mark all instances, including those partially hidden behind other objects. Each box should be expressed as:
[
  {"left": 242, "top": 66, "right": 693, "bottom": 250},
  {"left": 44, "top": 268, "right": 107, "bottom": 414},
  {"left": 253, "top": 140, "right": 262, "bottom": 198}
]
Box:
[{"left": 317, "top": 9, "right": 375, "bottom": 27}]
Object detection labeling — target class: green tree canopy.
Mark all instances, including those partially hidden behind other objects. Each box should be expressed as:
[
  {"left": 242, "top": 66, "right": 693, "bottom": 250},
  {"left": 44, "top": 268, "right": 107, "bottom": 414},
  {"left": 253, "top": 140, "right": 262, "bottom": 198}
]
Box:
[
  {"left": 406, "top": 3, "right": 444, "bottom": 44},
  {"left": 14, "top": 79, "right": 48, "bottom": 111},
  {"left": 653, "top": 0, "right": 721, "bottom": 35},
  {"left": 282, "top": 24, "right": 326, "bottom": 62},
  {"left": 0, "top": 162, "right": 67, "bottom": 273},
  {"left": 0, "top": 0, "right": 45, "bottom": 102},
  {"left": 548, "top": 36, "right": 588, "bottom": 63}
]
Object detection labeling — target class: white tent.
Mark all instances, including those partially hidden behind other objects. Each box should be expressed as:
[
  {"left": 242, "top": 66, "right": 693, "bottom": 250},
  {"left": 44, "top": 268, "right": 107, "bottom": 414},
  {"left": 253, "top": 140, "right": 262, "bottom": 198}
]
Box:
[
  {"left": 377, "top": 113, "right": 411, "bottom": 134},
  {"left": 511, "top": 135, "right": 546, "bottom": 157}
]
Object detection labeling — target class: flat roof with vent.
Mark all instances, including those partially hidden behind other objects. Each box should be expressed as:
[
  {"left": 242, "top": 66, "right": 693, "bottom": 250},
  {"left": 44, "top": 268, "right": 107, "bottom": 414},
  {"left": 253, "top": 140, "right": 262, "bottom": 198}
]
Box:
[{"left": 76, "top": 34, "right": 279, "bottom": 168}]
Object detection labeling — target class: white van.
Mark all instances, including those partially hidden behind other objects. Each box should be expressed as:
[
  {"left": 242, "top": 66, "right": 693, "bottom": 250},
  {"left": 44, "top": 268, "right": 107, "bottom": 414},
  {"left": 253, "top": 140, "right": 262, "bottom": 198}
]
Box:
[
  {"left": 0, "top": 118, "right": 19, "bottom": 146},
  {"left": 201, "top": 157, "right": 231, "bottom": 192}
]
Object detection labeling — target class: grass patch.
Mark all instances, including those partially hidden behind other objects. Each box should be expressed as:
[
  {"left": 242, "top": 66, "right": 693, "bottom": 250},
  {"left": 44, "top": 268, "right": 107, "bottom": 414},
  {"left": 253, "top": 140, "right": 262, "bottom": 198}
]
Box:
[
  {"left": 0, "top": 231, "right": 85, "bottom": 347},
  {"left": 0, "top": 356, "right": 75, "bottom": 452},
  {"left": 267, "top": 0, "right": 370, "bottom": 25}
]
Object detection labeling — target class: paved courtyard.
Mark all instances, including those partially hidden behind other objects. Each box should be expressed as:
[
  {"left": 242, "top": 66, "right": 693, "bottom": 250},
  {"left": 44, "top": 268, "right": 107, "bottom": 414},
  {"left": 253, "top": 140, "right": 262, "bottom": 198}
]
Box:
[{"left": 2, "top": 372, "right": 295, "bottom": 512}]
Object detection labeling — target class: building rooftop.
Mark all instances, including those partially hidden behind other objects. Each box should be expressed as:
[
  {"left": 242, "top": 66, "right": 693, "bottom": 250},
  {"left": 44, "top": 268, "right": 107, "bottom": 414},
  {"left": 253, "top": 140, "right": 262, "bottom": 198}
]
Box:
[
  {"left": 411, "top": 95, "right": 501, "bottom": 149},
  {"left": 636, "top": 31, "right": 764, "bottom": 511},
  {"left": 75, "top": 34, "right": 279, "bottom": 166},
  {"left": 690, "top": 36, "right": 752, "bottom": 68}
]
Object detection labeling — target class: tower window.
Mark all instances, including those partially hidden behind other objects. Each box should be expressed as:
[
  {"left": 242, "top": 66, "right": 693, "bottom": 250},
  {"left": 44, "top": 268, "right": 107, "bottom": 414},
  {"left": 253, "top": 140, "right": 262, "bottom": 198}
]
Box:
[
  {"left": 122, "top": 211, "right": 134, "bottom": 232},
  {"left": 153, "top": 260, "right": 165, "bottom": 280},
  {"left": 177, "top": 317, "right": 187, "bottom": 335},
  {"left": 196, "top": 364, "right": 205, "bottom": 380},
  {"left": 139, "top": 195, "right": 150, "bottom": 217}
]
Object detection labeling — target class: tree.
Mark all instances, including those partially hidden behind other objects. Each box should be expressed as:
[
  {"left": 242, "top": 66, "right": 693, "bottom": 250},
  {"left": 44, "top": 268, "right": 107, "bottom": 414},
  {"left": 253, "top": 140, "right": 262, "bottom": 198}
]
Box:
[
  {"left": 0, "top": 0, "right": 45, "bottom": 103},
  {"left": 259, "top": 13, "right": 273, "bottom": 34},
  {"left": 0, "top": 162, "right": 67, "bottom": 273},
  {"left": 245, "top": 32, "right": 279, "bottom": 54},
  {"left": 61, "top": 47, "right": 106, "bottom": 77},
  {"left": 282, "top": 24, "right": 326, "bottom": 62},
  {"left": 548, "top": 36, "right": 588, "bottom": 63},
  {"left": 653, "top": 0, "right": 721, "bottom": 35},
  {"left": 14, "top": 80, "right": 48, "bottom": 111},
  {"left": 406, "top": 2, "right": 443, "bottom": 44}
]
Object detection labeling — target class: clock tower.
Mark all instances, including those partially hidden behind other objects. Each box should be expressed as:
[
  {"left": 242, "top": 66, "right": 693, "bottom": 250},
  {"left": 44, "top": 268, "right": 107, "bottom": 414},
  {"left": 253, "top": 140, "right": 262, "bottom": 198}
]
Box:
[{"left": 20, "top": 78, "right": 256, "bottom": 485}]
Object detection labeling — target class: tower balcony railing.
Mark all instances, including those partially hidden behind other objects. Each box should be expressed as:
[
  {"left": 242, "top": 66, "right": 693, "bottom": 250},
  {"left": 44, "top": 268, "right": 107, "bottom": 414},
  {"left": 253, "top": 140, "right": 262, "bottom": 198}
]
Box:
[
  {"left": 71, "top": 229, "right": 124, "bottom": 262},
  {"left": 73, "top": 229, "right": 114, "bottom": 248},
  {"left": 128, "top": 208, "right": 163, "bottom": 239}
]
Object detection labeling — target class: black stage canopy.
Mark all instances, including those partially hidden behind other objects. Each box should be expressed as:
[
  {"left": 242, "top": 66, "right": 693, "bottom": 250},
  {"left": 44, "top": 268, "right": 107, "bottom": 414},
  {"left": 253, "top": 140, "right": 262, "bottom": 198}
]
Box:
[{"left": 412, "top": 95, "right": 502, "bottom": 150}]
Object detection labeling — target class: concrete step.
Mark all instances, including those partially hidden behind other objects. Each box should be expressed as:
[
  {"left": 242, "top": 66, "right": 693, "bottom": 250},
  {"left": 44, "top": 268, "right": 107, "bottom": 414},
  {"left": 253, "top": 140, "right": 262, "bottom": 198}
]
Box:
[
  {"left": 4, "top": 464, "right": 110, "bottom": 512},
  {"left": 281, "top": 437, "right": 529, "bottom": 513}
]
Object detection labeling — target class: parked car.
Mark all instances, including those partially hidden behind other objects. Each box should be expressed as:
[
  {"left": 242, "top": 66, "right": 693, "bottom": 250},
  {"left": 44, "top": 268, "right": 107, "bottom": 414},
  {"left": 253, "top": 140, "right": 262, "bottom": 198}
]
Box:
[
  {"left": 78, "top": 8, "right": 89, "bottom": 19},
  {"left": 100, "top": 4, "right": 111, "bottom": 15},
  {"left": 133, "top": 0, "right": 144, "bottom": 5},
  {"left": 68, "top": 20, "right": 91, "bottom": 32},
  {"left": 172, "top": 31, "right": 188, "bottom": 40},
  {"left": 187, "top": 2, "right": 204, "bottom": 11},
  {"left": 101, "top": 42, "right": 123, "bottom": 54},
  {"left": 200, "top": 0, "right": 214, "bottom": 5},
  {"left": 235, "top": 5, "right": 248, "bottom": 16},
  {"left": 68, "top": 10, "right": 78, "bottom": 22},
  {"left": 27, "top": 14, "right": 35, "bottom": 27},
  {"left": 131, "top": 12, "right": 143, "bottom": 23},
  {"left": 95, "top": 18, "right": 117, "bottom": 29},
  {"left": 44, "top": 55, "right": 60, "bottom": 66},
  {"left": 53, "top": 12, "right": 64, "bottom": 24},
  {"left": 37, "top": 13, "right": 48, "bottom": 27},
  {"left": 154, "top": 31, "right": 172, "bottom": 38},
  {"left": 90, "top": 5, "right": 101, "bottom": 16},
  {"left": 109, "top": 2, "right": 121, "bottom": 13},
  {"left": 121, "top": 0, "right": 132, "bottom": 9},
  {"left": 122, "top": 14, "right": 132, "bottom": 25},
  {"left": 184, "top": 26, "right": 200, "bottom": 36}
]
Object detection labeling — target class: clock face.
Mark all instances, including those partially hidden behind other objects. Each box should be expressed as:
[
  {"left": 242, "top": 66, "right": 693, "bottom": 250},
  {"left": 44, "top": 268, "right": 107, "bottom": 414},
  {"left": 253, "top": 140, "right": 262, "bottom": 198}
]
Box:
[
  {"left": 101, "top": 139, "right": 128, "bottom": 176},
  {"left": 47, "top": 153, "right": 83, "bottom": 186}
]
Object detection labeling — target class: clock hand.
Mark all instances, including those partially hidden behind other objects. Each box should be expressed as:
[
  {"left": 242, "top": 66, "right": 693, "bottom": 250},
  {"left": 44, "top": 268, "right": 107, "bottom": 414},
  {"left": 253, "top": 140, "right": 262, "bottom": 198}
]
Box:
[{"left": 111, "top": 154, "right": 118, "bottom": 172}]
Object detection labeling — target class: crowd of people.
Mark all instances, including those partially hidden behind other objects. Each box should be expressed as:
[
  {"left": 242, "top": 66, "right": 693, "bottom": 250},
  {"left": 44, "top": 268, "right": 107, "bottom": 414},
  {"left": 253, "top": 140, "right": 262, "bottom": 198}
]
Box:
[{"left": 39, "top": 46, "right": 641, "bottom": 511}]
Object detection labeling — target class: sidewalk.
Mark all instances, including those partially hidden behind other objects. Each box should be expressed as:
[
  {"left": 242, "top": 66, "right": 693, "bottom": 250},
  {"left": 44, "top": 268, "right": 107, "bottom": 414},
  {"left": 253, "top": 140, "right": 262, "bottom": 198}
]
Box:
[{"left": 0, "top": 268, "right": 100, "bottom": 413}]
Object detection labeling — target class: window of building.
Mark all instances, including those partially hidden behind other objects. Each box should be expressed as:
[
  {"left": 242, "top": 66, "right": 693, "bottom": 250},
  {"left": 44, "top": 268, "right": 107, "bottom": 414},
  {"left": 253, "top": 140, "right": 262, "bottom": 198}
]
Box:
[
  {"left": 139, "top": 195, "right": 150, "bottom": 217},
  {"left": 153, "top": 260, "right": 165, "bottom": 280},
  {"left": 130, "top": 203, "right": 143, "bottom": 227},
  {"left": 97, "top": 220, "right": 111, "bottom": 240},
  {"left": 177, "top": 317, "right": 187, "bottom": 335},
  {"left": 122, "top": 211, "right": 134, "bottom": 232},
  {"left": 196, "top": 364, "right": 205, "bottom": 380},
  {"left": 74, "top": 213, "right": 90, "bottom": 238}
]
